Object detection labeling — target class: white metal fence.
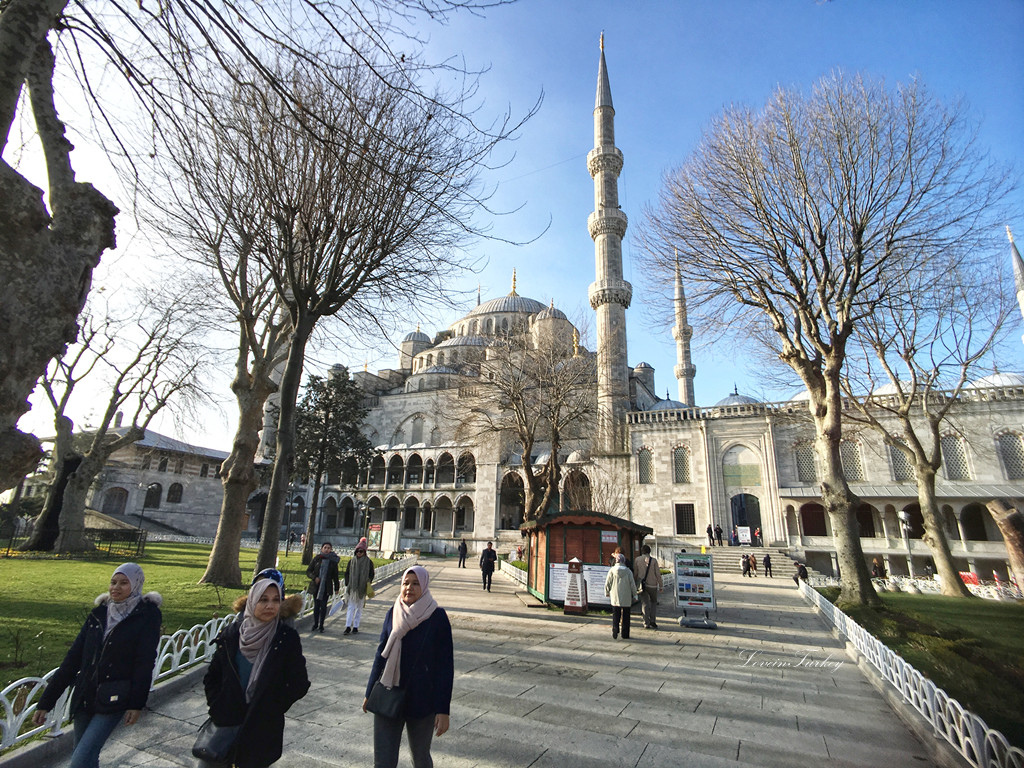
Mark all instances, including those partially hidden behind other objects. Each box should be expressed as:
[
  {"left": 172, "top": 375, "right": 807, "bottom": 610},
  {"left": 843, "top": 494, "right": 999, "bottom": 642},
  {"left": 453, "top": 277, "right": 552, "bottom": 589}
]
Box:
[
  {"left": 799, "top": 580, "right": 1024, "bottom": 768},
  {"left": 0, "top": 554, "right": 416, "bottom": 753},
  {"left": 499, "top": 559, "right": 527, "bottom": 586}
]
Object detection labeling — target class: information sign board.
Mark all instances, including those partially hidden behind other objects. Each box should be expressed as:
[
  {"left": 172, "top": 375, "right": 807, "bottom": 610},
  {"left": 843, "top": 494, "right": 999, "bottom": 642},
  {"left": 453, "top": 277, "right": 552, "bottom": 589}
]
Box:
[
  {"left": 675, "top": 552, "right": 716, "bottom": 611},
  {"left": 737, "top": 526, "right": 752, "bottom": 544},
  {"left": 548, "top": 563, "right": 612, "bottom": 605}
]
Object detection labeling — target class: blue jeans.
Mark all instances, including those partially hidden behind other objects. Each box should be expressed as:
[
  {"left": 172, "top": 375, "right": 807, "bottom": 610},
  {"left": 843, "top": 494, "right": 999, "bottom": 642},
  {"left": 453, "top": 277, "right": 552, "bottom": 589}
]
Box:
[
  {"left": 70, "top": 711, "right": 122, "bottom": 768},
  {"left": 374, "top": 713, "right": 435, "bottom": 768}
]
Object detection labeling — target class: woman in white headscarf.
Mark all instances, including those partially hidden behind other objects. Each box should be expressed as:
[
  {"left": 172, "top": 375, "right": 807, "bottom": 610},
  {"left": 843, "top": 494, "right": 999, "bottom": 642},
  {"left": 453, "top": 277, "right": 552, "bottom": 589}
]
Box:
[
  {"left": 198, "top": 571, "right": 309, "bottom": 768},
  {"left": 33, "top": 563, "right": 162, "bottom": 768},
  {"left": 362, "top": 565, "right": 454, "bottom": 768}
]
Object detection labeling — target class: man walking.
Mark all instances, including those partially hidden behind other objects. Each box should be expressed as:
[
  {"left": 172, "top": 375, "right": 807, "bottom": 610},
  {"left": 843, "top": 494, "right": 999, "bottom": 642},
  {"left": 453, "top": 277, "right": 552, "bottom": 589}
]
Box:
[
  {"left": 763, "top": 553, "right": 773, "bottom": 577},
  {"left": 480, "top": 540, "right": 498, "bottom": 591},
  {"left": 306, "top": 541, "right": 340, "bottom": 632},
  {"left": 633, "top": 544, "right": 663, "bottom": 629},
  {"left": 458, "top": 538, "right": 468, "bottom": 568}
]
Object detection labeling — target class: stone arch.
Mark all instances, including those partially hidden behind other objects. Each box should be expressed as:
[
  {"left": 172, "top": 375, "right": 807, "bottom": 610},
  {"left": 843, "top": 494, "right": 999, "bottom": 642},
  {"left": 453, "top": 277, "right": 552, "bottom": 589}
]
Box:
[
  {"left": 437, "top": 452, "right": 456, "bottom": 484},
  {"left": 424, "top": 458, "right": 436, "bottom": 484},
  {"left": 403, "top": 495, "right": 420, "bottom": 530},
  {"left": 856, "top": 503, "right": 878, "bottom": 538},
  {"left": 383, "top": 494, "right": 401, "bottom": 522},
  {"left": 499, "top": 472, "right": 525, "bottom": 529},
  {"left": 457, "top": 451, "right": 477, "bottom": 483},
  {"left": 369, "top": 455, "right": 386, "bottom": 485},
  {"left": 800, "top": 502, "right": 827, "bottom": 537},
  {"left": 387, "top": 455, "right": 405, "bottom": 484},
  {"left": 960, "top": 502, "right": 989, "bottom": 541},
  {"left": 407, "top": 454, "right": 423, "bottom": 484},
  {"left": 722, "top": 443, "right": 761, "bottom": 487},
  {"left": 563, "top": 469, "right": 592, "bottom": 511},
  {"left": 322, "top": 497, "right": 339, "bottom": 529},
  {"left": 340, "top": 497, "right": 355, "bottom": 528},
  {"left": 730, "top": 493, "right": 762, "bottom": 532},
  {"left": 455, "top": 494, "right": 475, "bottom": 531},
  {"left": 143, "top": 483, "right": 162, "bottom": 509},
  {"left": 901, "top": 502, "right": 925, "bottom": 538}
]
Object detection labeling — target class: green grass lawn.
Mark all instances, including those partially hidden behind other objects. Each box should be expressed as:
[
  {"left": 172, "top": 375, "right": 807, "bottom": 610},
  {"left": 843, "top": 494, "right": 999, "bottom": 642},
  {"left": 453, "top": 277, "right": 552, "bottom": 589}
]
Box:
[
  {"left": 0, "top": 542, "right": 383, "bottom": 683},
  {"left": 819, "top": 587, "right": 1024, "bottom": 748}
]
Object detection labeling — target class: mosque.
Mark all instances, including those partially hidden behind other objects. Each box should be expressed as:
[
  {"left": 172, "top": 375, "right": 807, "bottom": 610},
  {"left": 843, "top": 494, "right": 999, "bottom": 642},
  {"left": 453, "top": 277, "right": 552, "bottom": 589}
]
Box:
[{"left": 297, "top": 39, "right": 1021, "bottom": 582}]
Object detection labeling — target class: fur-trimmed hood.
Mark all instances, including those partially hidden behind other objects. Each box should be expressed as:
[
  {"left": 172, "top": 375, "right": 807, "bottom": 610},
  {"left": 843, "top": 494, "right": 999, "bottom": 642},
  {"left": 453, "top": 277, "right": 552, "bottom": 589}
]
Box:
[
  {"left": 94, "top": 591, "right": 163, "bottom": 607},
  {"left": 231, "top": 592, "right": 304, "bottom": 619}
]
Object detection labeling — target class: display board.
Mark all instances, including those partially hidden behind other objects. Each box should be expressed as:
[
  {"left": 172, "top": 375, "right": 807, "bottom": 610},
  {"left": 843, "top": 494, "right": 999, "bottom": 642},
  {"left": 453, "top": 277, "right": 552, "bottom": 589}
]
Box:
[
  {"left": 675, "top": 551, "right": 716, "bottom": 611},
  {"left": 548, "top": 562, "right": 613, "bottom": 605}
]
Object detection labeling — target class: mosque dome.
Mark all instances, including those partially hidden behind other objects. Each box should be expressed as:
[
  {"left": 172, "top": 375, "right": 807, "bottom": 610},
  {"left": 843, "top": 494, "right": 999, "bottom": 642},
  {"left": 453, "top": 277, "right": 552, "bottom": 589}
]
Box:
[
  {"left": 466, "top": 294, "right": 547, "bottom": 317},
  {"left": 433, "top": 335, "right": 490, "bottom": 349},
  {"left": 872, "top": 381, "right": 913, "bottom": 396},
  {"left": 421, "top": 365, "right": 460, "bottom": 375},
  {"left": 789, "top": 389, "right": 811, "bottom": 402},
  {"left": 634, "top": 361, "right": 653, "bottom": 370},
  {"left": 403, "top": 329, "right": 430, "bottom": 343},
  {"left": 535, "top": 302, "right": 568, "bottom": 321},
  {"left": 650, "top": 397, "right": 686, "bottom": 411},
  {"left": 714, "top": 389, "right": 762, "bottom": 407},
  {"left": 967, "top": 372, "right": 1024, "bottom": 389},
  {"left": 566, "top": 449, "right": 590, "bottom": 464}
]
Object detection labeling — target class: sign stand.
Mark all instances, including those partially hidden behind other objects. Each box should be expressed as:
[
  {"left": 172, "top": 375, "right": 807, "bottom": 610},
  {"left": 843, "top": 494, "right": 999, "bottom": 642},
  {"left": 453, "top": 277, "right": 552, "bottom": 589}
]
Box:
[
  {"left": 563, "top": 557, "right": 587, "bottom": 614},
  {"left": 675, "top": 551, "right": 719, "bottom": 630}
]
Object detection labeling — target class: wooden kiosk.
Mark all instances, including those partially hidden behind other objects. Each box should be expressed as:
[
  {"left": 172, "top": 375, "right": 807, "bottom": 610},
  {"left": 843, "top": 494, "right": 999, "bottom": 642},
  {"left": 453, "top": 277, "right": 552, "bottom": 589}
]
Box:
[{"left": 521, "top": 511, "right": 653, "bottom": 607}]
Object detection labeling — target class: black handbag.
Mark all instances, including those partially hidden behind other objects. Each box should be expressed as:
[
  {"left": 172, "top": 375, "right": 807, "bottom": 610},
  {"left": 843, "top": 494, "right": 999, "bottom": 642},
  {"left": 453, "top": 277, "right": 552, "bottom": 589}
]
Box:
[
  {"left": 192, "top": 718, "right": 241, "bottom": 764},
  {"left": 365, "top": 680, "right": 407, "bottom": 719},
  {"left": 94, "top": 680, "right": 132, "bottom": 713}
]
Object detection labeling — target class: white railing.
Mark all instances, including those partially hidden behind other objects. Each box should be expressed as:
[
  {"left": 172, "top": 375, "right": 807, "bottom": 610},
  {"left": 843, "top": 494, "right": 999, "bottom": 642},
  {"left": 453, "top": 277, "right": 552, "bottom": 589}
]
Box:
[
  {"left": 799, "top": 581, "right": 1024, "bottom": 768},
  {"left": 500, "top": 559, "right": 527, "bottom": 586},
  {"left": 1, "top": 554, "right": 416, "bottom": 753}
]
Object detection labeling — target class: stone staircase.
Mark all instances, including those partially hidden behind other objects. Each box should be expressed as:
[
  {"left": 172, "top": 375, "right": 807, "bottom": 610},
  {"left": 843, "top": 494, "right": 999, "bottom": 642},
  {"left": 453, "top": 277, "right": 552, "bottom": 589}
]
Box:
[{"left": 701, "top": 545, "right": 822, "bottom": 579}]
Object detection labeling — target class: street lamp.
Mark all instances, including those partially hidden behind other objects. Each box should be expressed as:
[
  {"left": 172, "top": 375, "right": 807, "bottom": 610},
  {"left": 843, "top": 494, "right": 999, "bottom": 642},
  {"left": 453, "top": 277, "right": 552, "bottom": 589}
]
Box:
[
  {"left": 136, "top": 482, "right": 159, "bottom": 557},
  {"left": 896, "top": 510, "right": 915, "bottom": 578},
  {"left": 356, "top": 500, "right": 367, "bottom": 545}
]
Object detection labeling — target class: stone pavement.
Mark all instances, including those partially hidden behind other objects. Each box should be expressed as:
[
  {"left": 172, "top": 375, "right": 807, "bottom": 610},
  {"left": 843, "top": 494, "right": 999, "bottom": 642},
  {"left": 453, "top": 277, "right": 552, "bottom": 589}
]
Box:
[{"left": 44, "top": 560, "right": 934, "bottom": 768}]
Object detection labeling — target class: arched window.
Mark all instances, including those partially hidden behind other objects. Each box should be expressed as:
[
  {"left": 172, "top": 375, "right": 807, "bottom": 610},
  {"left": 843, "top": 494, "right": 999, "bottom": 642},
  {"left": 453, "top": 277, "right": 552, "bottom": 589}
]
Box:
[
  {"left": 101, "top": 488, "right": 128, "bottom": 516},
  {"left": 889, "top": 439, "right": 915, "bottom": 481},
  {"left": 795, "top": 442, "right": 816, "bottom": 483},
  {"left": 997, "top": 432, "right": 1024, "bottom": 479},
  {"left": 140, "top": 454, "right": 152, "bottom": 470},
  {"left": 941, "top": 434, "right": 970, "bottom": 480},
  {"left": 672, "top": 445, "right": 691, "bottom": 484},
  {"left": 637, "top": 448, "right": 653, "bottom": 484},
  {"left": 840, "top": 440, "right": 864, "bottom": 482},
  {"left": 486, "top": 319, "right": 493, "bottom": 335},
  {"left": 167, "top": 483, "right": 183, "bottom": 503},
  {"left": 411, "top": 416, "right": 424, "bottom": 445},
  {"left": 143, "top": 483, "right": 162, "bottom": 509},
  {"left": 200, "top": 463, "right": 209, "bottom": 478}
]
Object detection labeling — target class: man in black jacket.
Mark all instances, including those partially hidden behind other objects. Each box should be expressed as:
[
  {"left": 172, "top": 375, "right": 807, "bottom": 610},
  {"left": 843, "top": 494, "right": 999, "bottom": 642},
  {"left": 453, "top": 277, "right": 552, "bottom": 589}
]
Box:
[
  {"left": 307, "top": 542, "right": 340, "bottom": 632},
  {"left": 479, "top": 541, "right": 498, "bottom": 591}
]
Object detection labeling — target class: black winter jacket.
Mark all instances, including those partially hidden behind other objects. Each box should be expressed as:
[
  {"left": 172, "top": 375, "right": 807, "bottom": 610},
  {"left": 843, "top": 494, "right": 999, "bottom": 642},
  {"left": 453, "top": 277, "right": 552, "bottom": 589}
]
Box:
[
  {"left": 203, "top": 595, "right": 310, "bottom": 768},
  {"left": 306, "top": 553, "right": 340, "bottom": 596},
  {"left": 38, "top": 592, "right": 162, "bottom": 715}
]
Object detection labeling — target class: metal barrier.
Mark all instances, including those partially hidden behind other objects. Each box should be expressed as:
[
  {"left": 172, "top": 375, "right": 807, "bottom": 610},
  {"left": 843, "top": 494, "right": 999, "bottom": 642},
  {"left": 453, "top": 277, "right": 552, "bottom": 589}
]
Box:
[
  {"left": 0, "top": 554, "right": 417, "bottom": 752},
  {"left": 799, "top": 580, "right": 1024, "bottom": 768},
  {"left": 499, "top": 558, "right": 527, "bottom": 586}
]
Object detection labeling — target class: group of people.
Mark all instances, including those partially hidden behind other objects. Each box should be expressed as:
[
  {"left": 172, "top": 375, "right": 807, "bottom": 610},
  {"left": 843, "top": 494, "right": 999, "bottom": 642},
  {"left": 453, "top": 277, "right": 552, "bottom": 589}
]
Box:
[
  {"left": 603, "top": 544, "right": 664, "bottom": 639},
  {"left": 705, "top": 524, "right": 724, "bottom": 547},
  {"left": 740, "top": 552, "right": 773, "bottom": 577},
  {"left": 36, "top": 550, "right": 453, "bottom": 768}
]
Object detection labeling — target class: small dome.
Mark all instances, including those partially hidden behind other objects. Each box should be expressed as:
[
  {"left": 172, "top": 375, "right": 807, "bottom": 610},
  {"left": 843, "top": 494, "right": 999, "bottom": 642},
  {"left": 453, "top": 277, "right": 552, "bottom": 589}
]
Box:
[
  {"left": 434, "top": 335, "right": 489, "bottom": 349},
  {"left": 403, "top": 329, "right": 430, "bottom": 343},
  {"left": 650, "top": 398, "right": 686, "bottom": 411},
  {"left": 872, "top": 381, "right": 912, "bottom": 396},
  {"left": 968, "top": 372, "right": 1024, "bottom": 389},
  {"left": 634, "top": 361, "right": 653, "bottom": 370},
  {"left": 536, "top": 303, "right": 568, "bottom": 321},
  {"left": 714, "top": 392, "right": 761, "bottom": 407},
  {"left": 566, "top": 449, "right": 590, "bottom": 464}
]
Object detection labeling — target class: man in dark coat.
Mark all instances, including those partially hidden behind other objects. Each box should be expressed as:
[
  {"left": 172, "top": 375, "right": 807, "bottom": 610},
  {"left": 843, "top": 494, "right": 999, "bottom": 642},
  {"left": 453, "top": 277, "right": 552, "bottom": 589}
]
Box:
[
  {"left": 714, "top": 524, "right": 723, "bottom": 547},
  {"left": 479, "top": 541, "right": 498, "bottom": 591},
  {"left": 706, "top": 524, "right": 715, "bottom": 547},
  {"left": 306, "top": 542, "right": 340, "bottom": 632},
  {"left": 457, "top": 538, "right": 468, "bottom": 568}
]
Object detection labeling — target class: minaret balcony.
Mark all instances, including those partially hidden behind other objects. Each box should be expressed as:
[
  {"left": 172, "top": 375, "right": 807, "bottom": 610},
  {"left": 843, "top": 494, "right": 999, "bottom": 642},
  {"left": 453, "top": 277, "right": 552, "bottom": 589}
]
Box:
[
  {"left": 587, "top": 209, "right": 628, "bottom": 239},
  {"left": 589, "top": 279, "right": 633, "bottom": 309},
  {"left": 587, "top": 147, "right": 623, "bottom": 176}
]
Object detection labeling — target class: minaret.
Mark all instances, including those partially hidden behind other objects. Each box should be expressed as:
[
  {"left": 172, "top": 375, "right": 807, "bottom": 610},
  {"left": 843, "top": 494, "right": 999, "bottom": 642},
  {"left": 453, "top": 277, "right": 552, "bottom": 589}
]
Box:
[
  {"left": 587, "top": 34, "right": 632, "bottom": 452},
  {"left": 672, "top": 251, "right": 696, "bottom": 406},
  {"left": 1010, "top": 227, "right": 1024, "bottom": 348}
]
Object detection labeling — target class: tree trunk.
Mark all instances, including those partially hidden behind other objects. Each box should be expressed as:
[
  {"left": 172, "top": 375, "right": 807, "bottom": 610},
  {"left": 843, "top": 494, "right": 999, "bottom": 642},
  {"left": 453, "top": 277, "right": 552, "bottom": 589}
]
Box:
[
  {"left": 813, "top": 379, "right": 879, "bottom": 607},
  {"left": 1, "top": 21, "right": 117, "bottom": 493},
  {"left": 22, "top": 453, "right": 80, "bottom": 550},
  {"left": 200, "top": 348, "right": 280, "bottom": 586},
  {"left": 54, "top": 454, "right": 103, "bottom": 551},
  {"left": 256, "top": 314, "right": 314, "bottom": 573},
  {"left": 985, "top": 500, "right": 1024, "bottom": 591},
  {"left": 916, "top": 465, "right": 974, "bottom": 597},
  {"left": 302, "top": 471, "right": 324, "bottom": 566}
]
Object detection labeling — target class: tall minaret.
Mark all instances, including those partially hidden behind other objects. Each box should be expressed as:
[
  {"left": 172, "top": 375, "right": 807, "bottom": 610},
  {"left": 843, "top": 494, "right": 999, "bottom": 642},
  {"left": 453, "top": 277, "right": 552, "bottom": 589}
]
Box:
[
  {"left": 1010, "top": 227, "right": 1024, "bottom": 348},
  {"left": 587, "top": 34, "right": 632, "bottom": 452},
  {"left": 672, "top": 252, "right": 696, "bottom": 406}
]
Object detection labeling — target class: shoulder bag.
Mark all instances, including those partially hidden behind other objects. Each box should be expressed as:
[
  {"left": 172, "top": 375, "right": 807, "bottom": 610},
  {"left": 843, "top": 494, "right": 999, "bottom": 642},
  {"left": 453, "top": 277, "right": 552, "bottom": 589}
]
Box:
[
  {"left": 365, "top": 680, "right": 406, "bottom": 719},
  {"left": 192, "top": 718, "right": 241, "bottom": 764}
]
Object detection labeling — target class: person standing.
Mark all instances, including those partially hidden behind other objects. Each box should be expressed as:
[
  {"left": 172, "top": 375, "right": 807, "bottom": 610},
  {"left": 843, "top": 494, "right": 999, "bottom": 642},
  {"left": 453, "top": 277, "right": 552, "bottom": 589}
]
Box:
[
  {"left": 714, "top": 524, "right": 723, "bottom": 547},
  {"left": 604, "top": 554, "right": 637, "bottom": 640},
  {"left": 33, "top": 564, "right": 162, "bottom": 768},
  {"left": 741, "top": 554, "right": 751, "bottom": 577},
  {"left": 344, "top": 538, "right": 375, "bottom": 635},
  {"left": 479, "top": 541, "right": 497, "bottom": 591},
  {"left": 198, "top": 572, "right": 310, "bottom": 768},
  {"left": 363, "top": 566, "right": 454, "bottom": 768},
  {"left": 754, "top": 526, "right": 762, "bottom": 547},
  {"left": 457, "top": 538, "right": 468, "bottom": 568},
  {"left": 763, "top": 553, "right": 773, "bottom": 577},
  {"left": 748, "top": 553, "right": 758, "bottom": 577},
  {"left": 633, "top": 545, "right": 663, "bottom": 630},
  {"left": 706, "top": 524, "right": 715, "bottom": 547},
  {"left": 306, "top": 541, "right": 340, "bottom": 633}
]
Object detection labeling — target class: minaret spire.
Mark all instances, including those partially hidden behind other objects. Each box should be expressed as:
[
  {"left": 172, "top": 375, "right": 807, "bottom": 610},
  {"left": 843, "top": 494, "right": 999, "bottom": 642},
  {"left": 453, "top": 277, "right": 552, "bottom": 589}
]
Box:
[
  {"left": 587, "top": 36, "right": 632, "bottom": 452},
  {"left": 1009, "top": 227, "right": 1024, "bottom": 348},
  {"left": 510, "top": 269, "right": 518, "bottom": 296},
  {"left": 672, "top": 250, "right": 696, "bottom": 406}
]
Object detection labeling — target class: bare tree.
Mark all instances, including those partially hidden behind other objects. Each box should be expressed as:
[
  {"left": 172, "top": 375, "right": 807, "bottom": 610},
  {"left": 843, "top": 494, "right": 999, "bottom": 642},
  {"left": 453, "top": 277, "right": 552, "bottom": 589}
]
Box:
[
  {"left": 640, "top": 72, "right": 1013, "bottom": 606},
  {"left": 452, "top": 321, "right": 596, "bottom": 520},
  {"left": 0, "top": 0, "right": 527, "bottom": 496},
  {"left": 839, "top": 262, "right": 1013, "bottom": 596},
  {"left": 21, "top": 294, "right": 209, "bottom": 551}
]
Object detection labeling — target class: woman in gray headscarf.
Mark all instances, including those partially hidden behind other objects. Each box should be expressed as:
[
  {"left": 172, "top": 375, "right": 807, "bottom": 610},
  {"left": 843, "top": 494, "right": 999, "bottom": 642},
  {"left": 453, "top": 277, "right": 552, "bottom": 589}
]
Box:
[
  {"left": 33, "top": 563, "right": 162, "bottom": 768},
  {"left": 199, "top": 572, "right": 310, "bottom": 767}
]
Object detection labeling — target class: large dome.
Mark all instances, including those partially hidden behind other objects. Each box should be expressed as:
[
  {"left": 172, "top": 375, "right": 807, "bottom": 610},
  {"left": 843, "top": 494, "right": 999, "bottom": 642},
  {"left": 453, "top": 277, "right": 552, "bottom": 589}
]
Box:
[
  {"left": 967, "top": 372, "right": 1024, "bottom": 389},
  {"left": 403, "top": 329, "right": 430, "bottom": 343},
  {"left": 714, "top": 392, "right": 761, "bottom": 407},
  {"left": 465, "top": 294, "right": 547, "bottom": 317},
  {"left": 650, "top": 397, "right": 686, "bottom": 411},
  {"left": 434, "top": 335, "right": 490, "bottom": 349}
]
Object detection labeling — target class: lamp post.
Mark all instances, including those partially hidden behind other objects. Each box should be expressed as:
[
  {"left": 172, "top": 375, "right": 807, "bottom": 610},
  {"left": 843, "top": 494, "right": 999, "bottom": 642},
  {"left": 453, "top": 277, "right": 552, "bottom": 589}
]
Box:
[
  {"left": 356, "top": 500, "right": 368, "bottom": 545},
  {"left": 897, "top": 510, "right": 915, "bottom": 578},
  {"left": 136, "top": 482, "right": 159, "bottom": 557}
]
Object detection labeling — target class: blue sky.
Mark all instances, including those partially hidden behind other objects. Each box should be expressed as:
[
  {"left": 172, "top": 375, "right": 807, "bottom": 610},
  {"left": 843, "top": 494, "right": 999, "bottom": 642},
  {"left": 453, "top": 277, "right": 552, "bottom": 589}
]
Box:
[
  {"left": 14, "top": 0, "right": 1024, "bottom": 450},
  {"left": 325, "top": 0, "right": 1024, "bottom": 411}
]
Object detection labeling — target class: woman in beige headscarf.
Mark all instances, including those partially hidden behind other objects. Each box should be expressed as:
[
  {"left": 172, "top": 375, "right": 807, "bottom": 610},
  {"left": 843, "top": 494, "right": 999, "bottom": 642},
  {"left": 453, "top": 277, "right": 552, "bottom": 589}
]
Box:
[{"left": 198, "top": 571, "right": 309, "bottom": 767}]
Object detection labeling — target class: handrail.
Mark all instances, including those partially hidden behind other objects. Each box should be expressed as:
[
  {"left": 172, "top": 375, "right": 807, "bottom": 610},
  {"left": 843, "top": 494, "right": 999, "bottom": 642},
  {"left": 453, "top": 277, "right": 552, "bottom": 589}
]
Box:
[
  {"left": 799, "top": 581, "right": 1024, "bottom": 768},
  {"left": 0, "top": 554, "right": 417, "bottom": 752}
]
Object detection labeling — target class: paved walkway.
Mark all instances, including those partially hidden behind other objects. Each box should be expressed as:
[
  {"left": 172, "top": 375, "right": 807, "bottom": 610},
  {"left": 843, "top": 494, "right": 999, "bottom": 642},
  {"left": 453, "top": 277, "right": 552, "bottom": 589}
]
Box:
[{"left": 48, "top": 561, "right": 933, "bottom": 767}]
